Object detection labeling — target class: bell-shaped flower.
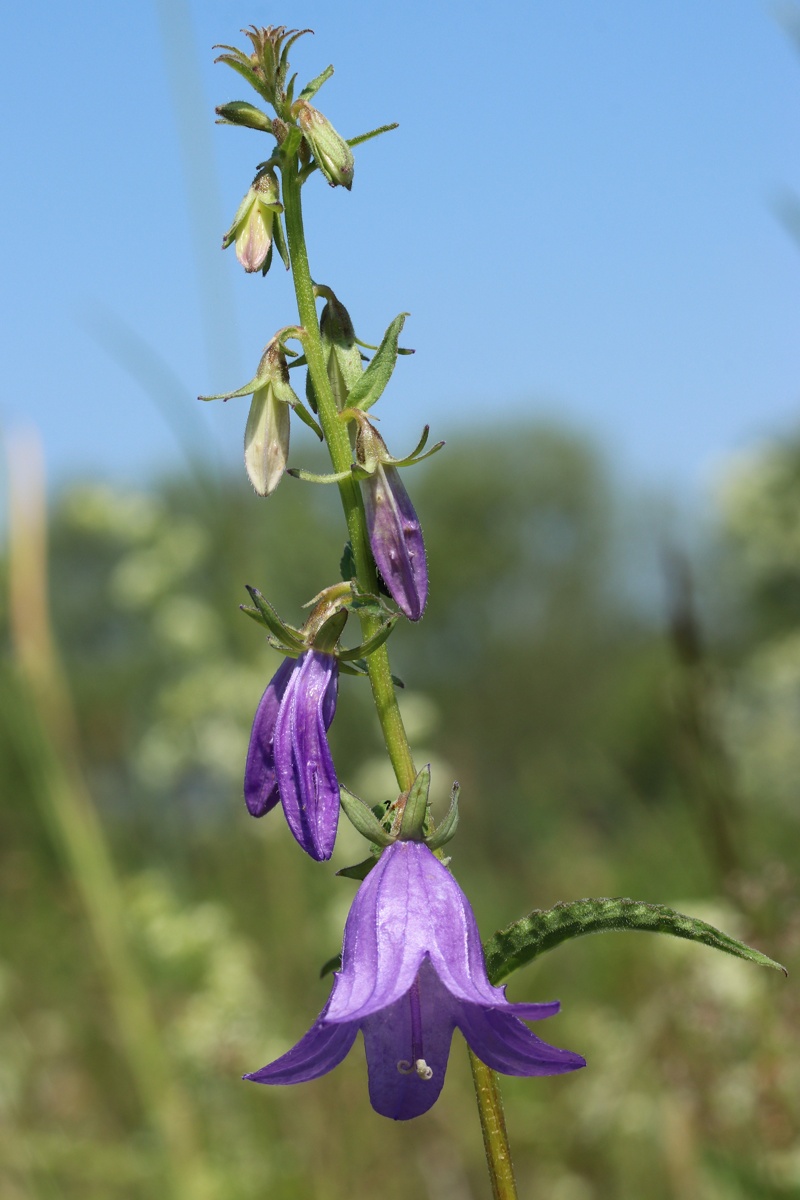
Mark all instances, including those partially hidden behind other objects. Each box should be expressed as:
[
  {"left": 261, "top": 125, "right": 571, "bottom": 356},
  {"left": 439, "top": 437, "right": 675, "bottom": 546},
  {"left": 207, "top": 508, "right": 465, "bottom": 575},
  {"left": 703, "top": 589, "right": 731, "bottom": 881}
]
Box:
[
  {"left": 244, "top": 841, "right": 585, "bottom": 1119},
  {"left": 244, "top": 649, "right": 340, "bottom": 860},
  {"left": 222, "top": 168, "right": 283, "bottom": 273}
]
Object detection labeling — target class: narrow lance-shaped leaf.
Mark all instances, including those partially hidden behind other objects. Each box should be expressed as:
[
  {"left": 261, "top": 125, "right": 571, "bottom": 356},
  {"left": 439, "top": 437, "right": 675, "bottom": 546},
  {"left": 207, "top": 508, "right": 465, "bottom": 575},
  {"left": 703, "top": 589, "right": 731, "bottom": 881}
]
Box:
[
  {"left": 347, "top": 313, "right": 408, "bottom": 412},
  {"left": 483, "top": 896, "right": 788, "bottom": 987}
]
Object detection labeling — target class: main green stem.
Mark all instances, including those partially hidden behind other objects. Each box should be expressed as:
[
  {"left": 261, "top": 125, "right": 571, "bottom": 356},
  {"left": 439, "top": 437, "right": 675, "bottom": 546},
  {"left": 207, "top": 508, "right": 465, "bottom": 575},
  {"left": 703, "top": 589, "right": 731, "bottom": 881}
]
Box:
[
  {"left": 469, "top": 1053, "right": 519, "bottom": 1199},
  {"left": 281, "top": 158, "right": 415, "bottom": 793},
  {"left": 281, "top": 155, "right": 517, "bottom": 1199}
]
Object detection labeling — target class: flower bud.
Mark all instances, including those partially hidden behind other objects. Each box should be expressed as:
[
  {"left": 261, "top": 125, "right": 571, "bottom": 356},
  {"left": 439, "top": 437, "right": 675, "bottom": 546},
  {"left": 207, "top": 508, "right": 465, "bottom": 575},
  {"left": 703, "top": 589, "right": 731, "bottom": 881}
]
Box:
[
  {"left": 222, "top": 168, "right": 283, "bottom": 273},
  {"left": 243, "top": 349, "right": 300, "bottom": 496},
  {"left": 362, "top": 463, "right": 428, "bottom": 621},
  {"left": 215, "top": 101, "right": 272, "bottom": 132},
  {"left": 295, "top": 102, "right": 354, "bottom": 190}
]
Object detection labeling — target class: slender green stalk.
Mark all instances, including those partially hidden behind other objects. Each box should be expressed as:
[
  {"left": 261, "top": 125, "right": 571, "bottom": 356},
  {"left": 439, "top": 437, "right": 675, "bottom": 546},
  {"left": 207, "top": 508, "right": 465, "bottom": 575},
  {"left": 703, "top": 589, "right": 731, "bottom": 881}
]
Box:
[
  {"left": 469, "top": 1052, "right": 519, "bottom": 1199},
  {"left": 281, "top": 155, "right": 519, "bottom": 1197},
  {"left": 280, "top": 157, "right": 416, "bottom": 792}
]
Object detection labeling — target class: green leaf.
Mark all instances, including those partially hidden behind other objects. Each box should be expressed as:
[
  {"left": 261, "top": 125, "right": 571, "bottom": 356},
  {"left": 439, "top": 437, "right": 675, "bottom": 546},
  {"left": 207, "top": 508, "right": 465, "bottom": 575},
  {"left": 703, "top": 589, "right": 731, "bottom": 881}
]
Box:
[
  {"left": 346, "top": 313, "right": 408, "bottom": 412},
  {"left": 483, "top": 897, "right": 788, "bottom": 987}
]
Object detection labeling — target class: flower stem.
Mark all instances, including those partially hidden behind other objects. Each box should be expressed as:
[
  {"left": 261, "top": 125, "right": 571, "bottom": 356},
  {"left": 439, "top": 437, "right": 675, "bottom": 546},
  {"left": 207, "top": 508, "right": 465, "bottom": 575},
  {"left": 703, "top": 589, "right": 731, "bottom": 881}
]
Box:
[
  {"left": 282, "top": 155, "right": 516, "bottom": 1199},
  {"left": 469, "top": 1051, "right": 519, "bottom": 1200},
  {"left": 280, "top": 158, "right": 416, "bottom": 793}
]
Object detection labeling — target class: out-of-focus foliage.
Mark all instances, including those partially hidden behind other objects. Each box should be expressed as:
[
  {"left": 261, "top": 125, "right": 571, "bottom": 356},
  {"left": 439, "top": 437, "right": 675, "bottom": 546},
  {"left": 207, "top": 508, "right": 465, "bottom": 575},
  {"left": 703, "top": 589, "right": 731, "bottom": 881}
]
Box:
[{"left": 0, "top": 424, "right": 797, "bottom": 1198}]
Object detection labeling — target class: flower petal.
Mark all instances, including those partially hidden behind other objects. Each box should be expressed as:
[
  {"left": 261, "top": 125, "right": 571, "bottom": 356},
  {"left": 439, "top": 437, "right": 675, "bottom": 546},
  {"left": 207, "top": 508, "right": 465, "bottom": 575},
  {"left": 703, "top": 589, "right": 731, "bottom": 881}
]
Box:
[
  {"left": 362, "top": 464, "right": 428, "bottom": 621},
  {"left": 243, "top": 656, "right": 295, "bottom": 817},
  {"left": 325, "top": 842, "right": 429, "bottom": 1021},
  {"left": 457, "top": 1004, "right": 586, "bottom": 1077},
  {"left": 361, "top": 964, "right": 456, "bottom": 1120},
  {"left": 245, "top": 1008, "right": 358, "bottom": 1085},
  {"left": 274, "top": 650, "right": 340, "bottom": 860}
]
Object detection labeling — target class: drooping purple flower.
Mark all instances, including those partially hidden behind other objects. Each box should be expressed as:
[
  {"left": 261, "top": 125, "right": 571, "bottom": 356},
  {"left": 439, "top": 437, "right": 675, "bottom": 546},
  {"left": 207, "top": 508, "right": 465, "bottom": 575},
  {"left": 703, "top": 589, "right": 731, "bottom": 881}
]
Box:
[
  {"left": 361, "top": 464, "right": 428, "bottom": 621},
  {"left": 244, "top": 650, "right": 340, "bottom": 860},
  {"left": 244, "top": 841, "right": 584, "bottom": 1119}
]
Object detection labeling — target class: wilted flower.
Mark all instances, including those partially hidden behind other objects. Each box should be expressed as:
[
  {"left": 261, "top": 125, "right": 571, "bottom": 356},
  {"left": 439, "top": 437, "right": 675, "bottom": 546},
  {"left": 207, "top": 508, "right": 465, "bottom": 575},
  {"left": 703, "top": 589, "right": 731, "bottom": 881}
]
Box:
[
  {"left": 362, "top": 463, "right": 428, "bottom": 621},
  {"left": 295, "top": 101, "right": 355, "bottom": 189},
  {"left": 244, "top": 650, "right": 340, "bottom": 860},
  {"left": 222, "top": 168, "right": 283, "bottom": 272},
  {"left": 245, "top": 841, "right": 584, "bottom": 1119}
]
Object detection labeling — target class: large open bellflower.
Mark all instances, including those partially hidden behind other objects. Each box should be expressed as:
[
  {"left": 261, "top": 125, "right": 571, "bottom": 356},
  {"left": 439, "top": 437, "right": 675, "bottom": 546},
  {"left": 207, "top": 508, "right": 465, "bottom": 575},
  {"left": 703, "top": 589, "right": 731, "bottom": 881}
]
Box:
[{"left": 245, "top": 842, "right": 584, "bottom": 1119}]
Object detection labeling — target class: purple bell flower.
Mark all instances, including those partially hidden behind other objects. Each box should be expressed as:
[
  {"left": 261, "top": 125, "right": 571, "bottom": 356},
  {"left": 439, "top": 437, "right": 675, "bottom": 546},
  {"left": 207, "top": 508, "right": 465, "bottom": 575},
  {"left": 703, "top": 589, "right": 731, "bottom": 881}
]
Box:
[
  {"left": 361, "top": 464, "right": 428, "bottom": 621},
  {"left": 244, "top": 841, "right": 585, "bottom": 1119},
  {"left": 244, "top": 649, "right": 340, "bottom": 861}
]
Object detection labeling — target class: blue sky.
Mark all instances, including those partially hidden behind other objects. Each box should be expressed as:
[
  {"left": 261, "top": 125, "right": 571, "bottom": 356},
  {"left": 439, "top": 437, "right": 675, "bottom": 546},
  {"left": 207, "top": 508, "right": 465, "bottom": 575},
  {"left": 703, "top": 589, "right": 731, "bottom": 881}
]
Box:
[{"left": 2, "top": 0, "right": 799, "bottom": 501}]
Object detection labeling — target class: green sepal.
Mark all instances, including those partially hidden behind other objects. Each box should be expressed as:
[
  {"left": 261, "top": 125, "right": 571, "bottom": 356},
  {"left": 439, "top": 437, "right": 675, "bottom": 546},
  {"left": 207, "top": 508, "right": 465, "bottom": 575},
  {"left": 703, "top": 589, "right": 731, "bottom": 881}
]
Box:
[
  {"left": 243, "top": 586, "right": 305, "bottom": 650},
  {"left": 259, "top": 242, "right": 274, "bottom": 278},
  {"left": 312, "top": 609, "right": 347, "bottom": 654},
  {"left": 399, "top": 764, "right": 430, "bottom": 842},
  {"left": 215, "top": 101, "right": 272, "bottom": 132},
  {"left": 290, "top": 399, "right": 323, "bottom": 440},
  {"left": 340, "top": 541, "right": 356, "bottom": 582},
  {"left": 214, "top": 51, "right": 271, "bottom": 104},
  {"left": 336, "top": 856, "right": 378, "bottom": 881},
  {"left": 341, "top": 657, "right": 405, "bottom": 688},
  {"left": 482, "top": 896, "right": 788, "bottom": 987},
  {"left": 336, "top": 616, "right": 398, "bottom": 662},
  {"left": 319, "top": 953, "right": 342, "bottom": 979},
  {"left": 425, "top": 783, "right": 460, "bottom": 850},
  {"left": 339, "top": 785, "right": 396, "bottom": 847},
  {"left": 346, "top": 122, "right": 399, "bottom": 149},
  {"left": 199, "top": 373, "right": 266, "bottom": 402},
  {"left": 346, "top": 313, "right": 408, "bottom": 412},
  {"left": 272, "top": 211, "right": 291, "bottom": 271},
  {"left": 300, "top": 63, "right": 335, "bottom": 101},
  {"left": 288, "top": 465, "right": 365, "bottom": 484}
]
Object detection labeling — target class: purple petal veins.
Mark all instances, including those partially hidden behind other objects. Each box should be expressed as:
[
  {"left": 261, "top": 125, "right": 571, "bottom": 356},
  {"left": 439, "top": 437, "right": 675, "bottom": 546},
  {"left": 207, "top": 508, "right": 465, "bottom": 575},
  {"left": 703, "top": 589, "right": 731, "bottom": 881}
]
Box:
[
  {"left": 245, "top": 842, "right": 585, "bottom": 1119},
  {"left": 273, "top": 650, "right": 340, "bottom": 861},
  {"left": 362, "top": 465, "right": 428, "bottom": 621},
  {"left": 243, "top": 656, "right": 295, "bottom": 816},
  {"left": 243, "top": 650, "right": 340, "bottom": 860}
]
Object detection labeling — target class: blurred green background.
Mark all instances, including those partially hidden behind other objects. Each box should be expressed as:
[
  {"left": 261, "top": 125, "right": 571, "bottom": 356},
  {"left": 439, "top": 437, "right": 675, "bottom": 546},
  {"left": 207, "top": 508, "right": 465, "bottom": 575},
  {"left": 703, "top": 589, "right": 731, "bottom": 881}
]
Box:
[
  {"left": 3, "top": 1, "right": 800, "bottom": 1196},
  {"left": 1, "top": 419, "right": 798, "bottom": 1198}
]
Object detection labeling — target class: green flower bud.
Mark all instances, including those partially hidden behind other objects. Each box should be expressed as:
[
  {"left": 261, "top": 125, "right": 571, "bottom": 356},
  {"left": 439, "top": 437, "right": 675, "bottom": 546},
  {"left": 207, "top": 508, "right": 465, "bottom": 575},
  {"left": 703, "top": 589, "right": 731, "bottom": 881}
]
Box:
[
  {"left": 222, "top": 169, "right": 283, "bottom": 273},
  {"left": 215, "top": 101, "right": 273, "bottom": 132},
  {"left": 295, "top": 102, "right": 354, "bottom": 190}
]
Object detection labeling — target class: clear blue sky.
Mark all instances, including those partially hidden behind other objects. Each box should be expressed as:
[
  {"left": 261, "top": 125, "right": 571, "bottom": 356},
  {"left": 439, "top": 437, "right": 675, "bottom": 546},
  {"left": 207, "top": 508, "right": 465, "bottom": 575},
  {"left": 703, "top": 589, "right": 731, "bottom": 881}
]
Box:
[{"left": 2, "top": 0, "right": 799, "bottom": 499}]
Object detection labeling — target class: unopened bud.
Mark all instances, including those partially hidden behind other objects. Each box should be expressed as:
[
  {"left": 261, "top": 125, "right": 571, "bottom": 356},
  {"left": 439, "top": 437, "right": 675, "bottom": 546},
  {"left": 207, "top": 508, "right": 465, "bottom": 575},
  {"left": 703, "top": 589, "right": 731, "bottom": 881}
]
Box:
[
  {"left": 362, "top": 463, "right": 428, "bottom": 621},
  {"left": 222, "top": 169, "right": 283, "bottom": 273},
  {"left": 244, "top": 350, "right": 298, "bottom": 496},
  {"left": 215, "top": 101, "right": 272, "bottom": 132},
  {"left": 295, "top": 102, "right": 354, "bottom": 190}
]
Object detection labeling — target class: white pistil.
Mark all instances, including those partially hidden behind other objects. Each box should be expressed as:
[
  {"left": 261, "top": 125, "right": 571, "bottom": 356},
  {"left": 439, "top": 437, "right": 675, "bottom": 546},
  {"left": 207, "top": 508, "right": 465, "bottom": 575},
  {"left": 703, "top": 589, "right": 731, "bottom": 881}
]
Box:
[{"left": 396, "top": 1058, "right": 433, "bottom": 1081}]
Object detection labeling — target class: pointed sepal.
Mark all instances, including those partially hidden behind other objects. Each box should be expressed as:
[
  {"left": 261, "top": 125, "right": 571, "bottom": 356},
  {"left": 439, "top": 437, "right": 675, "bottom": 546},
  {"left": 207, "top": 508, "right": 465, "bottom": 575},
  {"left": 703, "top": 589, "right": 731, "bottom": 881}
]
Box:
[
  {"left": 425, "top": 782, "right": 460, "bottom": 851},
  {"left": 339, "top": 785, "right": 396, "bottom": 847},
  {"left": 398, "top": 764, "right": 430, "bottom": 842}
]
